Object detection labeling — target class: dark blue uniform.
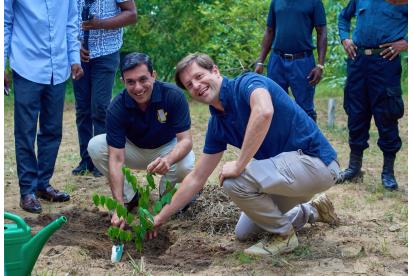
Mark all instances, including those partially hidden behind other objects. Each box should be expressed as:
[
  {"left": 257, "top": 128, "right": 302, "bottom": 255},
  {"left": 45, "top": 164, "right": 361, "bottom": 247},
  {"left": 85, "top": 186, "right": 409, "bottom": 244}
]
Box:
[
  {"left": 204, "top": 73, "right": 337, "bottom": 166},
  {"left": 338, "top": 1, "right": 407, "bottom": 156},
  {"left": 266, "top": 0, "right": 326, "bottom": 121},
  {"left": 106, "top": 81, "right": 191, "bottom": 149}
]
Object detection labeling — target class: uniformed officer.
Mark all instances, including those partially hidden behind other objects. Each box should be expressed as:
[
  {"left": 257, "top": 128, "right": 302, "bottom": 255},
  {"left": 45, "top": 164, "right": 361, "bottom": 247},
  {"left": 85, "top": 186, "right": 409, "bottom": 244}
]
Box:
[
  {"left": 337, "top": 0, "right": 407, "bottom": 191},
  {"left": 255, "top": 0, "right": 327, "bottom": 122},
  {"left": 87, "top": 53, "right": 195, "bottom": 228}
]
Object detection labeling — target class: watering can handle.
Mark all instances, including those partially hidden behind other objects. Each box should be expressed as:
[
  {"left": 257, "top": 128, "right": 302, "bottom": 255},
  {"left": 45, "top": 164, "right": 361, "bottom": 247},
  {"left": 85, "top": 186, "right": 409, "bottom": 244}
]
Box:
[{"left": 5, "top": 212, "right": 29, "bottom": 229}]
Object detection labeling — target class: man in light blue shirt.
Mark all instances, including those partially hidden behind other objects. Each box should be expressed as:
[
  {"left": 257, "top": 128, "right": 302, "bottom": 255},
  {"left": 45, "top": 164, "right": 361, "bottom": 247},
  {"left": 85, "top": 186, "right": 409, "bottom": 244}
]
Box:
[
  {"left": 4, "top": 0, "right": 84, "bottom": 213},
  {"left": 71, "top": 0, "right": 136, "bottom": 177}
]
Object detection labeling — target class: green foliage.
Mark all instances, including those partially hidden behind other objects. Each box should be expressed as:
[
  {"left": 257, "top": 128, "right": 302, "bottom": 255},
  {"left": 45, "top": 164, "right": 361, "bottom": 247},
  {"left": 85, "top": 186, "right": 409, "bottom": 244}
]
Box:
[{"left": 92, "top": 170, "right": 177, "bottom": 251}]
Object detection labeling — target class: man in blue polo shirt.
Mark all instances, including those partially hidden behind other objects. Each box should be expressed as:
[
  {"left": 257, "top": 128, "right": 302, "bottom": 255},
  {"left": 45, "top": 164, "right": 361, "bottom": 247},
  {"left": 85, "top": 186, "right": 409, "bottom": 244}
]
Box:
[
  {"left": 255, "top": 0, "right": 327, "bottom": 122},
  {"left": 87, "top": 53, "right": 194, "bottom": 228},
  {"left": 147, "top": 53, "right": 340, "bottom": 256},
  {"left": 337, "top": 1, "right": 407, "bottom": 191}
]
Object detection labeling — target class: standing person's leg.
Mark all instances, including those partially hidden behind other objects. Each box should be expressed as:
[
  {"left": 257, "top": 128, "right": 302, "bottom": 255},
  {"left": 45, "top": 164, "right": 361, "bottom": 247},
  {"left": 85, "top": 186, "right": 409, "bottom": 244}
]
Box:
[
  {"left": 72, "top": 61, "right": 93, "bottom": 174},
  {"left": 91, "top": 52, "right": 119, "bottom": 135},
  {"left": 288, "top": 54, "right": 317, "bottom": 121},
  {"left": 369, "top": 56, "right": 403, "bottom": 190},
  {"left": 13, "top": 71, "right": 43, "bottom": 213},
  {"left": 222, "top": 151, "right": 338, "bottom": 255},
  {"left": 339, "top": 55, "right": 371, "bottom": 183},
  {"left": 89, "top": 52, "right": 120, "bottom": 176},
  {"left": 267, "top": 52, "right": 289, "bottom": 93},
  {"left": 36, "top": 79, "right": 70, "bottom": 202}
]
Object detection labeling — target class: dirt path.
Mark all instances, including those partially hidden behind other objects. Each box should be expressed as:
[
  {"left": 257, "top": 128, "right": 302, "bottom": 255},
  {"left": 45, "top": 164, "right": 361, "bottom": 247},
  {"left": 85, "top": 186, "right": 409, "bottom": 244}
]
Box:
[{"left": 4, "top": 98, "right": 408, "bottom": 275}]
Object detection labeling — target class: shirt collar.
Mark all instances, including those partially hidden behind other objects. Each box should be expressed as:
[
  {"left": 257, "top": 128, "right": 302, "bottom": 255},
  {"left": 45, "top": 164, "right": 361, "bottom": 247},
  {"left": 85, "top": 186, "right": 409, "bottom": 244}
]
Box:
[
  {"left": 124, "top": 81, "right": 162, "bottom": 109},
  {"left": 209, "top": 77, "right": 231, "bottom": 116}
]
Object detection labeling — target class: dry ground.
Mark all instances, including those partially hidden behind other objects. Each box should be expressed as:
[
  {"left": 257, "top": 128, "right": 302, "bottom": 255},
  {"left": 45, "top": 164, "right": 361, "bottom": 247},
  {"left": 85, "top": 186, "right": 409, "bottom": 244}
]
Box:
[{"left": 4, "top": 96, "right": 408, "bottom": 275}]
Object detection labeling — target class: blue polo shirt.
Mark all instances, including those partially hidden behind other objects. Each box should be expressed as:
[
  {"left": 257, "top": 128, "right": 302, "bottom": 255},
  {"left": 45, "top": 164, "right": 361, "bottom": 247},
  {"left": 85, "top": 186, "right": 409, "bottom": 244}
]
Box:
[
  {"left": 106, "top": 81, "right": 191, "bottom": 149},
  {"left": 203, "top": 73, "right": 337, "bottom": 166},
  {"left": 338, "top": 0, "right": 407, "bottom": 48},
  {"left": 266, "top": 0, "right": 326, "bottom": 53}
]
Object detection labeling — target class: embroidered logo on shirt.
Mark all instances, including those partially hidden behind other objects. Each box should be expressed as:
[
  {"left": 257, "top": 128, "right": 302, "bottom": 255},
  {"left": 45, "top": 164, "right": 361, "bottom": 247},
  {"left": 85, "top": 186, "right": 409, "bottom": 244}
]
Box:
[{"left": 157, "top": 109, "right": 167, "bottom": 123}]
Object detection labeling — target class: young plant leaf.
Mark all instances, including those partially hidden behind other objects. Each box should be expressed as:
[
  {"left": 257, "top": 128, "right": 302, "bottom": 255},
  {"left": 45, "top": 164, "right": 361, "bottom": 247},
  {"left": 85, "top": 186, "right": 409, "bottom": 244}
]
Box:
[
  {"left": 100, "top": 195, "right": 106, "bottom": 206},
  {"left": 92, "top": 194, "right": 100, "bottom": 206},
  {"left": 153, "top": 200, "right": 162, "bottom": 214},
  {"left": 127, "top": 213, "right": 134, "bottom": 224},
  {"left": 146, "top": 173, "right": 156, "bottom": 190}
]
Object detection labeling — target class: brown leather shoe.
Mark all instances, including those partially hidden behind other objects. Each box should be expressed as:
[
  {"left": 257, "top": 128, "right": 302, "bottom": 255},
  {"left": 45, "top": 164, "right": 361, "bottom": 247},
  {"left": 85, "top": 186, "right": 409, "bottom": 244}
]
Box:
[
  {"left": 36, "top": 186, "right": 70, "bottom": 202},
  {"left": 20, "top": 194, "right": 42, "bottom": 213}
]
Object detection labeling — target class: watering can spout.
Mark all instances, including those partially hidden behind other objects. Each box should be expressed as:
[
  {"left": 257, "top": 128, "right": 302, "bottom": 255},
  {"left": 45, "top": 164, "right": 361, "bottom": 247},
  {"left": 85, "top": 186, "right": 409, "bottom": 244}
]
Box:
[{"left": 23, "top": 216, "right": 67, "bottom": 274}]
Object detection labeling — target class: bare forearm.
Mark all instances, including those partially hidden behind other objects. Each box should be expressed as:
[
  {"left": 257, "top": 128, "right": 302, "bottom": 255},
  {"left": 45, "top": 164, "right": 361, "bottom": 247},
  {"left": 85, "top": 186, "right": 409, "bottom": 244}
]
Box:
[
  {"left": 237, "top": 109, "right": 272, "bottom": 170},
  {"left": 94, "top": 11, "right": 136, "bottom": 30},
  {"left": 258, "top": 27, "right": 274, "bottom": 62},
  {"left": 108, "top": 162, "right": 124, "bottom": 203},
  {"left": 157, "top": 171, "right": 204, "bottom": 221},
  {"left": 165, "top": 138, "right": 192, "bottom": 167},
  {"left": 316, "top": 26, "right": 327, "bottom": 65}
]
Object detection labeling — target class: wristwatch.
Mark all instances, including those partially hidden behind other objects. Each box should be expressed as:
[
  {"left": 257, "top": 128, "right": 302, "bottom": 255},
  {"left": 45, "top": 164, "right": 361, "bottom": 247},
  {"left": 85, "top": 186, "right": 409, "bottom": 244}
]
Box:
[{"left": 316, "top": 64, "right": 325, "bottom": 71}]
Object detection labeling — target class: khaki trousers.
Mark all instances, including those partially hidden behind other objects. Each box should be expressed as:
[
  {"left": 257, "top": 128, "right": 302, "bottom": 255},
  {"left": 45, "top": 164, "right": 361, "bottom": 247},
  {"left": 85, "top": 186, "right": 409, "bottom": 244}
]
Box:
[
  {"left": 88, "top": 134, "right": 195, "bottom": 202},
  {"left": 222, "top": 150, "right": 339, "bottom": 238}
]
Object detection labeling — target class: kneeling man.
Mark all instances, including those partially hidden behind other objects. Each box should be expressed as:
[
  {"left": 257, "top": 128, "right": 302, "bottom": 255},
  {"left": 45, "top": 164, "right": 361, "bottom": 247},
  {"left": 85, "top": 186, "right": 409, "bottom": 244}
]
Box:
[
  {"left": 148, "top": 53, "right": 340, "bottom": 256},
  {"left": 88, "top": 53, "right": 195, "bottom": 228}
]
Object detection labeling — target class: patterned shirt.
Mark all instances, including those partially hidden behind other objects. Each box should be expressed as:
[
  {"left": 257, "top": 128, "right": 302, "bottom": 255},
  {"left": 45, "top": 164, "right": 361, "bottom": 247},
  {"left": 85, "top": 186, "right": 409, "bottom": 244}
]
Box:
[{"left": 77, "top": 0, "right": 128, "bottom": 59}]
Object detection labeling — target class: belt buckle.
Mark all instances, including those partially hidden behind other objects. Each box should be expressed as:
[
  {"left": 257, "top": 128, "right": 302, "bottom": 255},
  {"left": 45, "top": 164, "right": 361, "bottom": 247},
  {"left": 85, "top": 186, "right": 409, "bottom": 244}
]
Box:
[
  {"left": 284, "top": 53, "right": 294, "bottom": 60},
  {"left": 364, "top": 49, "right": 373, "bottom": 55}
]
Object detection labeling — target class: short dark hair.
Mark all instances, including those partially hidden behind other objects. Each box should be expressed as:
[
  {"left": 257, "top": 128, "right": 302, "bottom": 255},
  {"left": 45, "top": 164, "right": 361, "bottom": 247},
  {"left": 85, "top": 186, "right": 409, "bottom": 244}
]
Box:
[
  {"left": 175, "top": 53, "right": 215, "bottom": 89},
  {"left": 120, "top": 52, "right": 153, "bottom": 78}
]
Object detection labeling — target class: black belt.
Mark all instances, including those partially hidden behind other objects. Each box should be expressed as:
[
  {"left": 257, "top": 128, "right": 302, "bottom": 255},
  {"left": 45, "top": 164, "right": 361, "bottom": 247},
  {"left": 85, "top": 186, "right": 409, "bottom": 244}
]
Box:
[
  {"left": 357, "top": 47, "right": 383, "bottom": 56},
  {"left": 277, "top": 50, "right": 312, "bottom": 60}
]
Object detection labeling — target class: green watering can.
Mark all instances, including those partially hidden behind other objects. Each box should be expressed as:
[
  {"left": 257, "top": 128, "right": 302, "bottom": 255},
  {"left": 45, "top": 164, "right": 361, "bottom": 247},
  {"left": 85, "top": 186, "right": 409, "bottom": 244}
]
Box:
[{"left": 4, "top": 212, "right": 67, "bottom": 276}]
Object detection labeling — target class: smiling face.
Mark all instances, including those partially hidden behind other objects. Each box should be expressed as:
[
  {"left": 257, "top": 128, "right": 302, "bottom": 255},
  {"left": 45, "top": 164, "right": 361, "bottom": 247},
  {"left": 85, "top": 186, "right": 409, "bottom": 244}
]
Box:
[
  {"left": 179, "top": 62, "right": 222, "bottom": 106},
  {"left": 122, "top": 64, "right": 155, "bottom": 110}
]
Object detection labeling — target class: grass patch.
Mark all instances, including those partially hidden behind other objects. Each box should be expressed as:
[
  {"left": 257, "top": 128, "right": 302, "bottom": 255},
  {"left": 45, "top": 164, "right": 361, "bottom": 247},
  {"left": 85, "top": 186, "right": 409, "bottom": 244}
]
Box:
[
  {"left": 63, "top": 182, "right": 78, "bottom": 194},
  {"left": 232, "top": 251, "right": 258, "bottom": 265}
]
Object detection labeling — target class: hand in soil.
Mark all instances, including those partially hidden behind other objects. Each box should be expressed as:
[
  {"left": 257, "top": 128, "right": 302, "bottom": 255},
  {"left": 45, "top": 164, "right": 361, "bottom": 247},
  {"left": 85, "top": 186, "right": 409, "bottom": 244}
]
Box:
[
  {"left": 146, "top": 215, "right": 162, "bottom": 240},
  {"left": 111, "top": 212, "right": 125, "bottom": 229}
]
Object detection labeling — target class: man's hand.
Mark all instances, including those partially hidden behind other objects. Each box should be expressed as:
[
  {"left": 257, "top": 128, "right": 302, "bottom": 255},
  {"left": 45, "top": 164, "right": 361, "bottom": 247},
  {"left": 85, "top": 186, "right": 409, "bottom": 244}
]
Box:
[
  {"left": 80, "top": 45, "right": 90, "bottom": 62},
  {"left": 147, "top": 157, "right": 170, "bottom": 175},
  {"left": 380, "top": 39, "right": 408, "bottom": 61},
  {"left": 219, "top": 161, "right": 243, "bottom": 186},
  {"left": 4, "top": 72, "right": 10, "bottom": 95},
  {"left": 255, "top": 64, "right": 264, "bottom": 74},
  {"left": 82, "top": 16, "right": 102, "bottom": 31},
  {"left": 71, "top": 64, "right": 84, "bottom": 80},
  {"left": 307, "top": 67, "right": 323, "bottom": 86},
  {"left": 111, "top": 212, "right": 125, "bottom": 229},
  {"left": 146, "top": 214, "right": 164, "bottom": 240},
  {"left": 342, "top": 39, "right": 358, "bottom": 60}
]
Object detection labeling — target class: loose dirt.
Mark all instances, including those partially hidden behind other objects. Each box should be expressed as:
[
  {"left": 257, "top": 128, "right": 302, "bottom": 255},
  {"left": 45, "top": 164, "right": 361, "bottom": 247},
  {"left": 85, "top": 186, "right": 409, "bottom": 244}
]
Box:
[{"left": 4, "top": 99, "right": 408, "bottom": 275}]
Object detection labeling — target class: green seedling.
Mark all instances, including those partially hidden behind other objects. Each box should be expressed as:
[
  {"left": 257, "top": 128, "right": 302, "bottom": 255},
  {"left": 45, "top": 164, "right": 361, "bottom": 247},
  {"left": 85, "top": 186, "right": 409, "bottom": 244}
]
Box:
[{"left": 92, "top": 167, "right": 177, "bottom": 251}]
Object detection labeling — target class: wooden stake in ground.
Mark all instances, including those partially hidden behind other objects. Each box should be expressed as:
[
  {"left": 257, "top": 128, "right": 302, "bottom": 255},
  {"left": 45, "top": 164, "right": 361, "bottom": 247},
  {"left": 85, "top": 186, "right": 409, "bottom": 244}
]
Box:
[{"left": 327, "top": 98, "right": 336, "bottom": 128}]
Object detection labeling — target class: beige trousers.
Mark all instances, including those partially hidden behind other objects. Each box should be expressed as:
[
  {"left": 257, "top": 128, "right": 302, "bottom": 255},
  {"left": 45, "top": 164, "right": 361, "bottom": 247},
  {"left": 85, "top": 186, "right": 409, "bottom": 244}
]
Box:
[
  {"left": 222, "top": 150, "right": 339, "bottom": 238},
  {"left": 88, "top": 134, "right": 195, "bottom": 203}
]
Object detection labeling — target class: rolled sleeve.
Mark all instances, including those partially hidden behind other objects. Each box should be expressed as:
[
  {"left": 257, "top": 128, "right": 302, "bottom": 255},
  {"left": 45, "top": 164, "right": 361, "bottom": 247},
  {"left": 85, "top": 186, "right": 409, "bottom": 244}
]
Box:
[{"left": 338, "top": 0, "right": 356, "bottom": 42}]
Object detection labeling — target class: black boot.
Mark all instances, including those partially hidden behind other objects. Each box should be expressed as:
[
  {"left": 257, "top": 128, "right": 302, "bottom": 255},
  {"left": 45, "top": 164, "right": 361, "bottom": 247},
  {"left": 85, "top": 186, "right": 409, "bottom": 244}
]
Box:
[
  {"left": 337, "top": 152, "right": 363, "bottom": 183},
  {"left": 381, "top": 154, "right": 398, "bottom": 191}
]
